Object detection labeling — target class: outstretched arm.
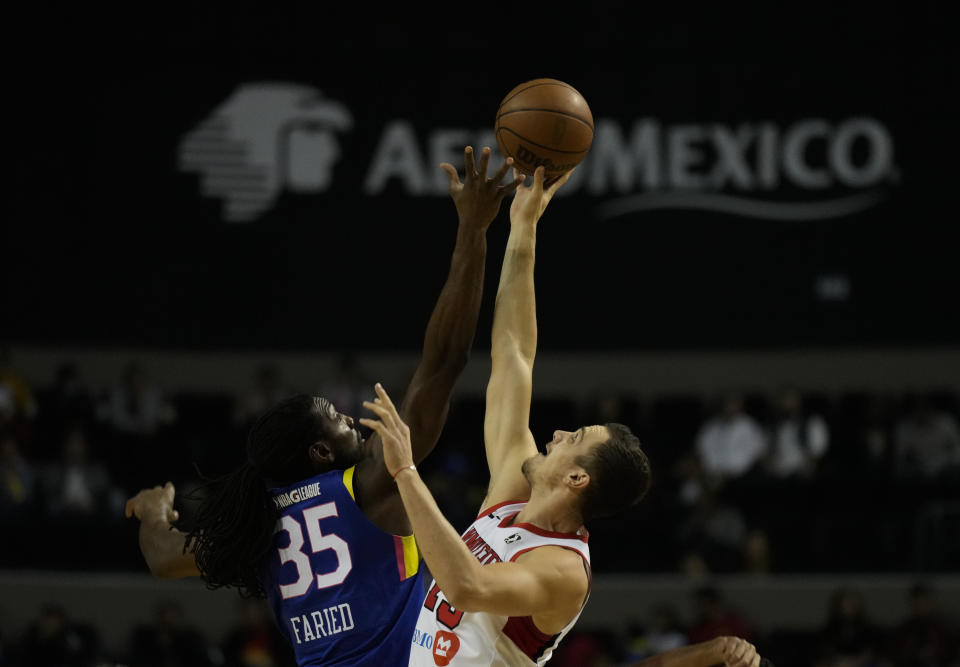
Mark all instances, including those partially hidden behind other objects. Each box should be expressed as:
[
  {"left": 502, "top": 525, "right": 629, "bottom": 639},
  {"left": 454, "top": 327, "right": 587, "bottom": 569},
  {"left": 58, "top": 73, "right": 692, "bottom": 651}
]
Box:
[
  {"left": 362, "top": 384, "right": 588, "bottom": 632},
  {"left": 482, "top": 167, "right": 573, "bottom": 510},
  {"left": 631, "top": 636, "right": 761, "bottom": 667},
  {"left": 125, "top": 483, "right": 200, "bottom": 579},
  {"left": 355, "top": 147, "right": 523, "bottom": 508}
]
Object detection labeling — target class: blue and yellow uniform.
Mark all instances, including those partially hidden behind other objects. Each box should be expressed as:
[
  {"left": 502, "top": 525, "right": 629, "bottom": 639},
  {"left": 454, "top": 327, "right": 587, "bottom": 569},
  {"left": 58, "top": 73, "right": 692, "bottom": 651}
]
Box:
[{"left": 262, "top": 466, "right": 422, "bottom": 665}]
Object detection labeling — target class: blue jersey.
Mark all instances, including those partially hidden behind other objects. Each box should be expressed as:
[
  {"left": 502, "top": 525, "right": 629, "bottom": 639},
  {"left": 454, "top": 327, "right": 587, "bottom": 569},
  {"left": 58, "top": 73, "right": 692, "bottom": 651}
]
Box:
[{"left": 262, "top": 466, "right": 423, "bottom": 666}]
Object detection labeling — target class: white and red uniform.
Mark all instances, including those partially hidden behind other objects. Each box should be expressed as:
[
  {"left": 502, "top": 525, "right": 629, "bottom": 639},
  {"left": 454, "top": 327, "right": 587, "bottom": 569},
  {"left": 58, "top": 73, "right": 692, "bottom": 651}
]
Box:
[{"left": 409, "top": 501, "right": 591, "bottom": 666}]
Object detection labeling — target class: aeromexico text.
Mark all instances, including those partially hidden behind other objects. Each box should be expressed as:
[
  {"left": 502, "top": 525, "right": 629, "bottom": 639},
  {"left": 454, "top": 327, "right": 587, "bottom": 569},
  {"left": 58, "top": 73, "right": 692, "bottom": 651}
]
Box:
[{"left": 361, "top": 117, "right": 894, "bottom": 195}]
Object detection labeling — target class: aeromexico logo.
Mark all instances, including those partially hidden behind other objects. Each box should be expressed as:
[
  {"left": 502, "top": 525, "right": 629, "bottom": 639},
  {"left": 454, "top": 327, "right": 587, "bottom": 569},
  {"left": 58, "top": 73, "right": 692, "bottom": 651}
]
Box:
[{"left": 179, "top": 82, "right": 895, "bottom": 222}]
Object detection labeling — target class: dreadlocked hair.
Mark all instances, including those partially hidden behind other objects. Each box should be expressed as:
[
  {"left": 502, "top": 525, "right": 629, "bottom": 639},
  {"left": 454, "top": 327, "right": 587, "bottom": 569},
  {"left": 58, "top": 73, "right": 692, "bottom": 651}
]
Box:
[{"left": 186, "top": 394, "right": 325, "bottom": 598}]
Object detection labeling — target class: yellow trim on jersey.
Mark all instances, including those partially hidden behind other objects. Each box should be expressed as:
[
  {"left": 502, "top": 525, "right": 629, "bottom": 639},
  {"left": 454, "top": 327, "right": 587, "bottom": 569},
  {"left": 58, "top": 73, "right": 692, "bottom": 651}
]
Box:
[
  {"left": 343, "top": 465, "right": 356, "bottom": 501},
  {"left": 343, "top": 464, "right": 419, "bottom": 577},
  {"left": 401, "top": 533, "right": 420, "bottom": 578}
]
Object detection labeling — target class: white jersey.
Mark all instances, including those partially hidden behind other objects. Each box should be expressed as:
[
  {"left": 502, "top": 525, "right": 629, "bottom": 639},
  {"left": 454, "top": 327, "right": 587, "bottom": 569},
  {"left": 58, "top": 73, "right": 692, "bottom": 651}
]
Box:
[{"left": 409, "top": 501, "right": 591, "bottom": 666}]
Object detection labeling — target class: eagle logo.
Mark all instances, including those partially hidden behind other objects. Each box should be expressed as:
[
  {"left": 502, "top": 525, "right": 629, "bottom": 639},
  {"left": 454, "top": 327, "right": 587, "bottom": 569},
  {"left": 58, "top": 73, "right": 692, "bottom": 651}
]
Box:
[{"left": 179, "top": 82, "right": 353, "bottom": 222}]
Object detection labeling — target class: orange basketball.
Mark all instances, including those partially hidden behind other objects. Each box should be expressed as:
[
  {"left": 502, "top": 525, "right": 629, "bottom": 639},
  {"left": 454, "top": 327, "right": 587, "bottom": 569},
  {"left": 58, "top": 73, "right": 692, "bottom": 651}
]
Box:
[{"left": 495, "top": 78, "right": 594, "bottom": 178}]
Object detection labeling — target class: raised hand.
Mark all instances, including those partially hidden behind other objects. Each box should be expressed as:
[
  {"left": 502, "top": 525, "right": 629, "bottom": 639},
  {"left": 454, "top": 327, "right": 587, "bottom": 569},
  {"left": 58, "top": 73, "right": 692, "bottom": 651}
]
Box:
[
  {"left": 125, "top": 481, "right": 179, "bottom": 524},
  {"left": 509, "top": 165, "right": 574, "bottom": 227},
  {"left": 711, "top": 635, "right": 761, "bottom": 667},
  {"left": 360, "top": 383, "right": 415, "bottom": 479},
  {"left": 440, "top": 146, "right": 526, "bottom": 231}
]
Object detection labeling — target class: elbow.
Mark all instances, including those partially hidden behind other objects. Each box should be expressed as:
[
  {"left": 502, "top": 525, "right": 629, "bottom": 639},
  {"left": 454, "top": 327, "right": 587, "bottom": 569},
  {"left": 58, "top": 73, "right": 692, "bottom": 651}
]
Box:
[
  {"left": 443, "top": 581, "right": 484, "bottom": 613},
  {"left": 490, "top": 335, "right": 534, "bottom": 366},
  {"left": 441, "top": 568, "right": 488, "bottom": 612}
]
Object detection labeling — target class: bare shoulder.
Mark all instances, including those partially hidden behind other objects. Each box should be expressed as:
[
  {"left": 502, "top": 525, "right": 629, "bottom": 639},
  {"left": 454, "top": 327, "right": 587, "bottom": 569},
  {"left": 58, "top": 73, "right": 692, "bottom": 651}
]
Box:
[
  {"left": 514, "top": 545, "right": 589, "bottom": 599},
  {"left": 515, "top": 545, "right": 589, "bottom": 633}
]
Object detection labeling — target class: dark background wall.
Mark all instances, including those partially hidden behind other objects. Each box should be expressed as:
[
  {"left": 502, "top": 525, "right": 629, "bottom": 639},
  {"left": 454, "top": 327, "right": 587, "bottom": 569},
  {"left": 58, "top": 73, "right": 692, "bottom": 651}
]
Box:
[{"left": 7, "top": 2, "right": 957, "bottom": 351}]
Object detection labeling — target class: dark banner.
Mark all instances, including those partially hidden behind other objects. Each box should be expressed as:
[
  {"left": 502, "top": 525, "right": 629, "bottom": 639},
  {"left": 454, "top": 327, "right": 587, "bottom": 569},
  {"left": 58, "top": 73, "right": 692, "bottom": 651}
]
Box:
[{"left": 8, "top": 5, "right": 956, "bottom": 350}]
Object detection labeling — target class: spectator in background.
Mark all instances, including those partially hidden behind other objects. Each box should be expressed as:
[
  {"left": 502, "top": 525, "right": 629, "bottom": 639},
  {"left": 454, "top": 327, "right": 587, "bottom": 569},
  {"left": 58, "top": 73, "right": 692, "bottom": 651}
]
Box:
[
  {"left": 233, "top": 363, "right": 292, "bottom": 429},
  {"left": 99, "top": 362, "right": 176, "bottom": 437},
  {"left": 675, "top": 489, "right": 749, "bottom": 573},
  {"left": 893, "top": 394, "right": 960, "bottom": 480},
  {"left": 128, "top": 599, "right": 213, "bottom": 667},
  {"left": 0, "top": 430, "right": 35, "bottom": 517},
  {"left": 221, "top": 599, "right": 295, "bottom": 667},
  {"left": 767, "top": 387, "right": 830, "bottom": 479},
  {"left": 40, "top": 425, "right": 123, "bottom": 518},
  {"left": 0, "top": 345, "right": 38, "bottom": 446},
  {"left": 695, "top": 392, "right": 768, "bottom": 483},
  {"left": 888, "top": 582, "right": 959, "bottom": 667},
  {"left": 686, "top": 585, "right": 752, "bottom": 643},
  {"left": 816, "top": 586, "right": 883, "bottom": 666},
  {"left": 860, "top": 395, "right": 894, "bottom": 478},
  {"left": 549, "top": 629, "right": 620, "bottom": 667},
  {"left": 35, "top": 362, "right": 97, "bottom": 459},
  {"left": 742, "top": 529, "right": 773, "bottom": 575},
  {"left": 624, "top": 604, "right": 688, "bottom": 662},
  {"left": 16, "top": 603, "right": 102, "bottom": 667}
]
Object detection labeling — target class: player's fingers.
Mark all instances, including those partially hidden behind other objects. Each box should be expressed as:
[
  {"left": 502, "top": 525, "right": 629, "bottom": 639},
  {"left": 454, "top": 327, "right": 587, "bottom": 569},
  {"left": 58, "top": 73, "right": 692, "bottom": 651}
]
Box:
[
  {"left": 362, "top": 400, "right": 391, "bottom": 421},
  {"left": 512, "top": 168, "right": 525, "bottom": 189},
  {"left": 358, "top": 418, "right": 384, "bottom": 436},
  {"left": 532, "top": 166, "right": 545, "bottom": 193},
  {"left": 374, "top": 382, "right": 400, "bottom": 416},
  {"left": 124, "top": 499, "right": 134, "bottom": 518},
  {"left": 439, "top": 163, "right": 461, "bottom": 190},
  {"left": 751, "top": 652, "right": 761, "bottom": 667},
  {"left": 490, "top": 157, "right": 513, "bottom": 185},
  {"left": 464, "top": 146, "right": 476, "bottom": 178},
  {"left": 477, "top": 146, "right": 491, "bottom": 180},
  {"left": 500, "top": 173, "right": 525, "bottom": 196},
  {"left": 731, "top": 640, "right": 751, "bottom": 665},
  {"left": 363, "top": 399, "right": 400, "bottom": 432}
]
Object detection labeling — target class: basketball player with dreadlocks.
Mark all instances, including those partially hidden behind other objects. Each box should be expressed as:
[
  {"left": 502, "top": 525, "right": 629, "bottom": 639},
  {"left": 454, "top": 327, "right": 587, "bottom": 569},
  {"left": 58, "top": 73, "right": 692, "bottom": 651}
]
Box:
[
  {"left": 125, "top": 146, "right": 524, "bottom": 666},
  {"left": 360, "top": 166, "right": 763, "bottom": 666}
]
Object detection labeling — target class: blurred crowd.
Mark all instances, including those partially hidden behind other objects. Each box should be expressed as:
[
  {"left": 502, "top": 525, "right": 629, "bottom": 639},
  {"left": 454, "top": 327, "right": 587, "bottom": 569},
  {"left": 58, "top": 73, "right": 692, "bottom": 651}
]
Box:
[
  {"left": 0, "top": 582, "right": 956, "bottom": 667},
  {"left": 0, "top": 598, "right": 295, "bottom": 667},
  {"left": 550, "top": 582, "right": 960, "bottom": 667},
  {"left": 1, "top": 348, "right": 959, "bottom": 573}
]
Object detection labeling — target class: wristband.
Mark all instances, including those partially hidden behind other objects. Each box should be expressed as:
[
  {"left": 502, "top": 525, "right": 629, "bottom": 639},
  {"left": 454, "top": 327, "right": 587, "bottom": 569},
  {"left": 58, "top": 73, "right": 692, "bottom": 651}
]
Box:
[{"left": 391, "top": 464, "right": 416, "bottom": 481}]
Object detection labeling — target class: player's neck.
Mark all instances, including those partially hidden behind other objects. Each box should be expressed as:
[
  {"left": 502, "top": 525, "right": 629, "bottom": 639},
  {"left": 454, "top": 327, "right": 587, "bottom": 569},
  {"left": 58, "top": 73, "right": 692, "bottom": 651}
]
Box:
[{"left": 512, "top": 486, "right": 583, "bottom": 535}]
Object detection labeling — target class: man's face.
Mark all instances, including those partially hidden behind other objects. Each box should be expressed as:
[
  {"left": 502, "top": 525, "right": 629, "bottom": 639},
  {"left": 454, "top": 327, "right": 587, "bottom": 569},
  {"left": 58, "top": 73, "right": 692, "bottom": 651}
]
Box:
[
  {"left": 314, "top": 396, "right": 364, "bottom": 469},
  {"left": 522, "top": 425, "right": 610, "bottom": 487}
]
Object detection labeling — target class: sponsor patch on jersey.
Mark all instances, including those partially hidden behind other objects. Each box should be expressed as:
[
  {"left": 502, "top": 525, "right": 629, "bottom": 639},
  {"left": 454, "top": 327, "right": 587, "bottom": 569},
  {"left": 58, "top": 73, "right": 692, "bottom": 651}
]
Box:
[
  {"left": 272, "top": 482, "right": 322, "bottom": 509},
  {"left": 504, "top": 533, "right": 522, "bottom": 544},
  {"left": 433, "top": 630, "right": 460, "bottom": 666}
]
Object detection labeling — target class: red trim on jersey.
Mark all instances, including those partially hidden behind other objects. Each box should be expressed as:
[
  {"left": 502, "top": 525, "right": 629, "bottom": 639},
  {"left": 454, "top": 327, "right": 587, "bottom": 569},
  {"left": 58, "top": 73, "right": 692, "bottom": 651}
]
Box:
[
  {"left": 502, "top": 615, "right": 556, "bottom": 661},
  {"left": 392, "top": 535, "right": 406, "bottom": 581},
  {"left": 498, "top": 513, "right": 590, "bottom": 542},
  {"left": 476, "top": 499, "right": 526, "bottom": 521}
]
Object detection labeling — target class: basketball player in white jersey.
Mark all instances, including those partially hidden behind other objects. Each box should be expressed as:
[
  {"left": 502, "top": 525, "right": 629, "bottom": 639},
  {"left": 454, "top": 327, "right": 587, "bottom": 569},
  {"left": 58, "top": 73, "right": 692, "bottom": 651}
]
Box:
[{"left": 362, "top": 166, "right": 761, "bottom": 666}]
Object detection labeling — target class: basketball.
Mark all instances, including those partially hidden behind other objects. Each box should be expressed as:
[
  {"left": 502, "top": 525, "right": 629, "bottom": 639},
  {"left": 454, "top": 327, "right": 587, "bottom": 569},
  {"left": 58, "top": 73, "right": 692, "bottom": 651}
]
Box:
[{"left": 495, "top": 78, "right": 595, "bottom": 178}]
